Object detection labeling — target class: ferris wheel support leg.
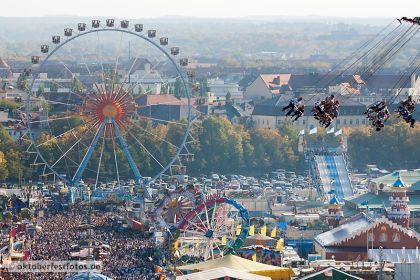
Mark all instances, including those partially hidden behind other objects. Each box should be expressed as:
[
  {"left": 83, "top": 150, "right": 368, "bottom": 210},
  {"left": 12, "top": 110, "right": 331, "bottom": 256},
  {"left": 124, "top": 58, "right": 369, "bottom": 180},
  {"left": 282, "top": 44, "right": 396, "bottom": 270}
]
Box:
[
  {"left": 112, "top": 118, "right": 148, "bottom": 199},
  {"left": 71, "top": 121, "right": 106, "bottom": 185}
]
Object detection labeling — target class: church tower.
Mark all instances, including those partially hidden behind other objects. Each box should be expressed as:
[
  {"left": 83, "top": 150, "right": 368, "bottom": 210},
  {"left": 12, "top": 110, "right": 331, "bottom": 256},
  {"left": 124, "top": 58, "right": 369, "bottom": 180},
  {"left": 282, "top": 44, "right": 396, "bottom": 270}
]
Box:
[
  {"left": 387, "top": 175, "right": 410, "bottom": 228},
  {"left": 326, "top": 196, "right": 343, "bottom": 228}
]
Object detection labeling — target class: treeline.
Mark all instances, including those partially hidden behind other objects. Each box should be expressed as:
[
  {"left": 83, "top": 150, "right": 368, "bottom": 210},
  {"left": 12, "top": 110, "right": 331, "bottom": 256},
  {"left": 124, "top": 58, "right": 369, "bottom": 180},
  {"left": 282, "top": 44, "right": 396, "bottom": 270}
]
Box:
[{"left": 0, "top": 116, "right": 418, "bottom": 181}]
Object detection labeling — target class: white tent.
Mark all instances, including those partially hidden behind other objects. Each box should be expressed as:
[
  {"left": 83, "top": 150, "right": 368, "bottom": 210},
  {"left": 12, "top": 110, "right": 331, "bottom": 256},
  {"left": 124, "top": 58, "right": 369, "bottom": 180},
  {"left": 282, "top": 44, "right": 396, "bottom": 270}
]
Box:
[{"left": 176, "top": 267, "right": 271, "bottom": 280}]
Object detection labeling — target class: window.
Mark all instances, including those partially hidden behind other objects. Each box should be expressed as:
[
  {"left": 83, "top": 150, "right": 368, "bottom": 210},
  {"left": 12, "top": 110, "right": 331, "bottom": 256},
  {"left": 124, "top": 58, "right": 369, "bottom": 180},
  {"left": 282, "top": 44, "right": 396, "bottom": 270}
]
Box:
[
  {"left": 362, "top": 119, "right": 366, "bottom": 125},
  {"left": 302, "top": 120, "right": 306, "bottom": 125},
  {"left": 262, "top": 120, "right": 264, "bottom": 125},
  {"left": 380, "top": 233, "right": 387, "bottom": 242},
  {"left": 356, "top": 119, "right": 359, "bottom": 125},
  {"left": 349, "top": 119, "right": 353, "bottom": 125},
  {"left": 343, "top": 119, "right": 347, "bottom": 125},
  {"left": 392, "top": 233, "right": 400, "bottom": 242},
  {"left": 278, "top": 120, "right": 282, "bottom": 125},
  {"left": 337, "top": 119, "right": 341, "bottom": 125}
]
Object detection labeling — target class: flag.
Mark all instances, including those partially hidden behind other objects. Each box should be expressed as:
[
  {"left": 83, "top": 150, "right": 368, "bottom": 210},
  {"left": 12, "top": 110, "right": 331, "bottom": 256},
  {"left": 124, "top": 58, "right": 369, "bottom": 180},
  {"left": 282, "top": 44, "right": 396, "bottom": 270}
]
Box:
[
  {"left": 326, "top": 127, "right": 335, "bottom": 134},
  {"left": 221, "top": 236, "right": 227, "bottom": 246},
  {"left": 270, "top": 226, "right": 277, "bottom": 238},
  {"left": 334, "top": 129, "right": 342, "bottom": 136},
  {"left": 309, "top": 127, "right": 317, "bottom": 134},
  {"left": 299, "top": 129, "right": 305, "bottom": 136},
  {"left": 252, "top": 253, "right": 257, "bottom": 262},
  {"left": 260, "top": 225, "right": 267, "bottom": 236},
  {"left": 249, "top": 225, "right": 255, "bottom": 236},
  {"left": 324, "top": 268, "right": 333, "bottom": 277},
  {"left": 276, "top": 238, "right": 284, "bottom": 251},
  {"left": 236, "top": 224, "right": 242, "bottom": 236}
]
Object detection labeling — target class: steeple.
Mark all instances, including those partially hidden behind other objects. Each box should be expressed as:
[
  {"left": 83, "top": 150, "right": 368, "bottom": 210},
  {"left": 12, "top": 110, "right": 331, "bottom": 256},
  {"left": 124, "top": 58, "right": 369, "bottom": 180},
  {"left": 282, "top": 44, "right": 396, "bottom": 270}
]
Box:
[
  {"left": 387, "top": 174, "right": 410, "bottom": 228},
  {"left": 325, "top": 195, "right": 343, "bottom": 228}
]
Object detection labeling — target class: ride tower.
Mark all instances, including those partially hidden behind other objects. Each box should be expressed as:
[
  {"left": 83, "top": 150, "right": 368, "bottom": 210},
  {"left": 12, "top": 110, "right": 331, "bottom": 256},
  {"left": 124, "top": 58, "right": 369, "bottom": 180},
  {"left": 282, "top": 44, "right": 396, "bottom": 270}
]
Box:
[
  {"left": 387, "top": 175, "right": 411, "bottom": 228},
  {"left": 325, "top": 195, "right": 343, "bottom": 228}
]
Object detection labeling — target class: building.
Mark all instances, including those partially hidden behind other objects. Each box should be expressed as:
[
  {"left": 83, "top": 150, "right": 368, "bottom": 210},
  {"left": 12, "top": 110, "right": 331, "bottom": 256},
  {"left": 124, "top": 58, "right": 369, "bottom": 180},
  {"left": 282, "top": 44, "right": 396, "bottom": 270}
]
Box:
[
  {"left": 251, "top": 94, "right": 367, "bottom": 130},
  {"left": 315, "top": 177, "right": 420, "bottom": 261},
  {"left": 244, "top": 74, "right": 291, "bottom": 100},
  {"left": 314, "top": 213, "right": 420, "bottom": 261},
  {"left": 136, "top": 94, "right": 191, "bottom": 122},
  {"left": 207, "top": 78, "right": 242, "bottom": 100}
]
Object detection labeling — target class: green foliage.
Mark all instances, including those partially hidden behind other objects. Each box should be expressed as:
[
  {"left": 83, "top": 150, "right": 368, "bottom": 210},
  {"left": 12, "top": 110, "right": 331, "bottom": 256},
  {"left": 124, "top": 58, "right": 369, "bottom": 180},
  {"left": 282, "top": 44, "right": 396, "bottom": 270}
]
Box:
[
  {"left": 226, "top": 91, "right": 232, "bottom": 103},
  {"left": 16, "top": 72, "right": 29, "bottom": 91},
  {"left": 0, "top": 100, "right": 19, "bottom": 110},
  {"left": 49, "top": 80, "right": 59, "bottom": 93},
  {"left": 347, "top": 120, "right": 420, "bottom": 171},
  {"left": 36, "top": 84, "right": 44, "bottom": 97},
  {"left": 174, "top": 77, "right": 183, "bottom": 98},
  {"left": 71, "top": 77, "right": 84, "bottom": 93}
]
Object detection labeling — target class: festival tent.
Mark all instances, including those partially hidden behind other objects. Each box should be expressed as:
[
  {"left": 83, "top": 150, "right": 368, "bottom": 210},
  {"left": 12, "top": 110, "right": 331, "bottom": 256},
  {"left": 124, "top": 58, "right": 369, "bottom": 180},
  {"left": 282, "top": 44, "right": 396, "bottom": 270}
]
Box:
[
  {"left": 178, "top": 254, "right": 295, "bottom": 280},
  {"left": 176, "top": 267, "right": 271, "bottom": 280},
  {"left": 243, "top": 234, "right": 277, "bottom": 248}
]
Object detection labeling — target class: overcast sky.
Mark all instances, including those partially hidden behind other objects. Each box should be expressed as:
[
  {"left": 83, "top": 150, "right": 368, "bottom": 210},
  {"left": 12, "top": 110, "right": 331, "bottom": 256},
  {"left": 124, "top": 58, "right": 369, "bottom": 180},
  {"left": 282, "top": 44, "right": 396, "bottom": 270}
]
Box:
[{"left": 2, "top": 0, "right": 419, "bottom": 18}]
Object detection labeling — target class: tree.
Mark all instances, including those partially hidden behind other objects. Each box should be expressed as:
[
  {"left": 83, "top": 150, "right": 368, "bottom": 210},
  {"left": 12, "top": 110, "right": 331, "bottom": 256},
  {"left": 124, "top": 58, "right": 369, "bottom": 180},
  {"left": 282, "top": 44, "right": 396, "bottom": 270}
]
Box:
[
  {"left": 16, "top": 72, "right": 28, "bottom": 91},
  {"left": 199, "top": 76, "right": 208, "bottom": 97},
  {"left": 36, "top": 84, "right": 45, "bottom": 97},
  {"left": 71, "top": 77, "right": 84, "bottom": 93},
  {"left": 225, "top": 91, "right": 232, "bottom": 103},
  {"left": 0, "top": 151, "right": 8, "bottom": 180},
  {"left": 50, "top": 80, "right": 59, "bottom": 93},
  {"left": 174, "top": 77, "right": 183, "bottom": 98}
]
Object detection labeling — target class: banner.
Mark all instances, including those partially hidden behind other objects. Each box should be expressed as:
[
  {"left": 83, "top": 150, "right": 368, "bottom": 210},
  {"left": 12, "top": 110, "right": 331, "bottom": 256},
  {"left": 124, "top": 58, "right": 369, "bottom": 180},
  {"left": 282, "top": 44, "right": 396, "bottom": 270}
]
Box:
[
  {"left": 260, "top": 225, "right": 267, "bottom": 236},
  {"left": 270, "top": 227, "right": 277, "bottom": 238},
  {"left": 334, "top": 129, "right": 342, "bottom": 136},
  {"left": 249, "top": 225, "right": 255, "bottom": 236},
  {"left": 309, "top": 127, "right": 317, "bottom": 134}
]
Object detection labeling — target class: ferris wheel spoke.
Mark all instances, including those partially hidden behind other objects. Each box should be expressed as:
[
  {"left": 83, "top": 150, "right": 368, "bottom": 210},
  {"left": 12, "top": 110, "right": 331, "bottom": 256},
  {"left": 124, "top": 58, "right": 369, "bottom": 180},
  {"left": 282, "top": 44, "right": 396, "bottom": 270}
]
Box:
[
  {"left": 35, "top": 119, "right": 94, "bottom": 148},
  {"left": 95, "top": 127, "right": 106, "bottom": 187},
  {"left": 203, "top": 203, "right": 211, "bottom": 229},
  {"left": 127, "top": 119, "right": 178, "bottom": 148},
  {"left": 114, "top": 57, "right": 139, "bottom": 102},
  {"left": 49, "top": 122, "right": 96, "bottom": 168},
  {"left": 193, "top": 210, "right": 209, "bottom": 231},
  {"left": 184, "top": 217, "right": 207, "bottom": 233},
  {"left": 136, "top": 114, "right": 189, "bottom": 126},
  {"left": 126, "top": 130, "right": 164, "bottom": 169},
  {"left": 110, "top": 129, "right": 121, "bottom": 187},
  {"left": 29, "top": 95, "right": 78, "bottom": 108},
  {"left": 95, "top": 31, "right": 107, "bottom": 92},
  {"left": 213, "top": 239, "right": 223, "bottom": 255},
  {"left": 29, "top": 115, "right": 78, "bottom": 124}
]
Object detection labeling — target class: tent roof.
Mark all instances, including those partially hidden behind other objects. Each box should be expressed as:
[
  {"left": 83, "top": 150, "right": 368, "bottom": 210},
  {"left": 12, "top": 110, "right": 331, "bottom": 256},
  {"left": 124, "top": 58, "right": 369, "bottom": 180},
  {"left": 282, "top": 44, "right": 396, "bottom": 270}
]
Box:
[
  {"left": 64, "top": 272, "right": 113, "bottom": 280},
  {"left": 178, "top": 254, "right": 294, "bottom": 277},
  {"left": 176, "top": 267, "right": 271, "bottom": 280}
]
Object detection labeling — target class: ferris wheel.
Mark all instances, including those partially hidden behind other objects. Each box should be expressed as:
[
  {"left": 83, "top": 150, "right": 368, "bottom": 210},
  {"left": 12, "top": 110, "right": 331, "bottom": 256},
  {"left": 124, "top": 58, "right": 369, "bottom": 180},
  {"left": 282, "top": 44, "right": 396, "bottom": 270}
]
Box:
[
  {"left": 26, "top": 19, "right": 192, "bottom": 193},
  {"left": 172, "top": 195, "right": 250, "bottom": 262}
]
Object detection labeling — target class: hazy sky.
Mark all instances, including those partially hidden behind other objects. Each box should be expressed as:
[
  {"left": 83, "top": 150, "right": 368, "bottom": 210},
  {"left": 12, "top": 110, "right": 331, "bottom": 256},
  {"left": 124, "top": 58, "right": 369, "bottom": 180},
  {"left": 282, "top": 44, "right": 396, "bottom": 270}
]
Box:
[{"left": 2, "top": 0, "right": 419, "bottom": 18}]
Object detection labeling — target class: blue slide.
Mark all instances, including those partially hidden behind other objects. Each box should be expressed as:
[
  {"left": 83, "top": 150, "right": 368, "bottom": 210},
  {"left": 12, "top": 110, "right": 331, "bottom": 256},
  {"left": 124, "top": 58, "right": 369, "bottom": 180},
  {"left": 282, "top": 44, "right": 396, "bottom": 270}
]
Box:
[{"left": 313, "top": 154, "right": 353, "bottom": 200}]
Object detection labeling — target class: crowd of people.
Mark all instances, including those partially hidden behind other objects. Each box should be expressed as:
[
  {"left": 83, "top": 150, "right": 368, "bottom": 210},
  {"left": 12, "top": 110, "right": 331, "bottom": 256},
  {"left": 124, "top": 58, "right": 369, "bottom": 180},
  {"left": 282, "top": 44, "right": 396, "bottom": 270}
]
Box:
[
  {"left": 364, "top": 100, "right": 390, "bottom": 131},
  {"left": 396, "top": 96, "right": 416, "bottom": 128},
  {"left": 1, "top": 207, "right": 172, "bottom": 280}
]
